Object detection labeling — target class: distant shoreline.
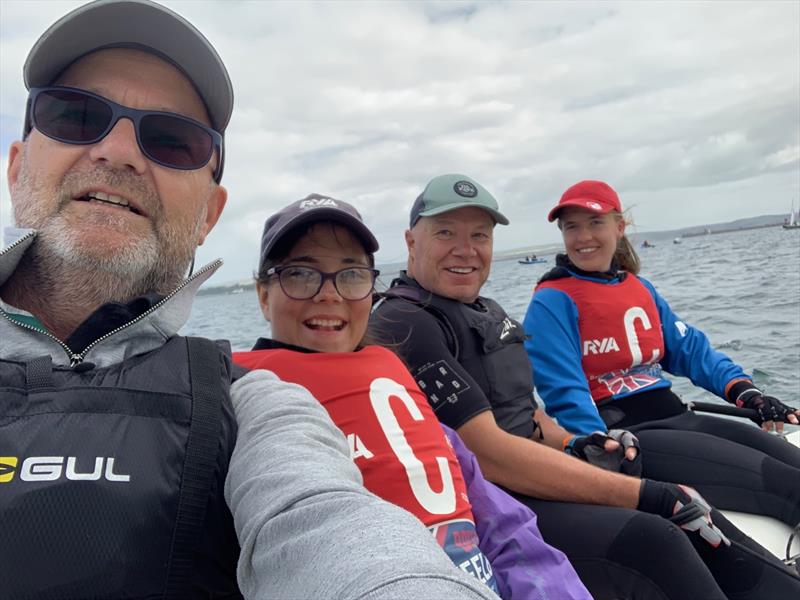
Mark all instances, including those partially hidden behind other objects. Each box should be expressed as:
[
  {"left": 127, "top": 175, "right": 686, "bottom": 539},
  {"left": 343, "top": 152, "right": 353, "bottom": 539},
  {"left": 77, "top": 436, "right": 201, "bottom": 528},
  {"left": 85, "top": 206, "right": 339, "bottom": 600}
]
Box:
[
  {"left": 680, "top": 222, "right": 781, "bottom": 239},
  {"left": 198, "top": 217, "right": 789, "bottom": 295},
  {"left": 494, "top": 220, "right": 787, "bottom": 263}
]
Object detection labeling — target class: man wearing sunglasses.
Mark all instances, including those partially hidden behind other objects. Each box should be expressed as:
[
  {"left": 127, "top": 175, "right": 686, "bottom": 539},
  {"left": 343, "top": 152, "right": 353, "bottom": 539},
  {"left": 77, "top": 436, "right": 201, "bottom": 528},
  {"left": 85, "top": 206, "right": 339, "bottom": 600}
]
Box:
[{"left": 0, "top": 2, "right": 499, "bottom": 599}]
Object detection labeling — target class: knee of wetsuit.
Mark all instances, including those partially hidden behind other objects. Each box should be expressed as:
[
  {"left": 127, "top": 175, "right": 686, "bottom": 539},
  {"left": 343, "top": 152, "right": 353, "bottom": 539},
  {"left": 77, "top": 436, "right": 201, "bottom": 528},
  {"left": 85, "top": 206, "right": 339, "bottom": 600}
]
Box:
[
  {"left": 763, "top": 456, "right": 800, "bottom": 526},
  {"left": 608, "top": 512, "right": 725, "bottom": 600}
]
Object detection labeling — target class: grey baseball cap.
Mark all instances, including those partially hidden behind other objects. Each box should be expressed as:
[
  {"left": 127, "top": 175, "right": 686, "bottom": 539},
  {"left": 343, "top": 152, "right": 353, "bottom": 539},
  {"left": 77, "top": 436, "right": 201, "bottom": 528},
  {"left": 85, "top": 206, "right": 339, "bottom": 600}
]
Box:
[
  {"left": 259, "top": 194, "right": 380, "bottom": 271},
  {"left": 23, "top": 0, "right": 233, "bottom": 133},
  {"left": 409, "top": 174, "right": 509, "bottom": 227}
]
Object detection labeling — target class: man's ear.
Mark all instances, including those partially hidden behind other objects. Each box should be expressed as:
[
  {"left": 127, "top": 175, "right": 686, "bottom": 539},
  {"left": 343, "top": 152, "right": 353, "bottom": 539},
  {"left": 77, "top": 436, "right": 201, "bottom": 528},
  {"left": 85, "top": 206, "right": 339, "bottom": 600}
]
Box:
[
  {"left": 7, "top": 141, "right": 24, "bottom": 191},
  {"left": 404, "top": 228, "right": 416, "bottom": 272},
  {"left": 197, "top": 184, "right": 227, "bottom": 245},
  {"left": 404, "top": 228, "right": 414, "bottom": 252},
  {"left": 256, "top": 282, "right": 271, "bottom": 323}
]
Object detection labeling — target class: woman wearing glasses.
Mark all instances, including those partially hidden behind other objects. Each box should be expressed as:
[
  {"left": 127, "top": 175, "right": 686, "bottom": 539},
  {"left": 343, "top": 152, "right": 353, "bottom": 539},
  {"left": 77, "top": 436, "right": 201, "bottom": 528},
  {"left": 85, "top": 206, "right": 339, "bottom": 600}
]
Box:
[{"left": 233, "top": 195, "right": 592, "bottom": 600}]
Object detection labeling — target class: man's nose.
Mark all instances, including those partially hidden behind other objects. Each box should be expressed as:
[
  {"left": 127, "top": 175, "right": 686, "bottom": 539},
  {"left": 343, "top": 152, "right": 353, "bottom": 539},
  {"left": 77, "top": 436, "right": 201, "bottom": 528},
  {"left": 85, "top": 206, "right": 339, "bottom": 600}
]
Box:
[
  {"left": 452, "top": 237, "right": 477, "bottom": 256},
  {"left": 87, "top": 118, "right": 148, "bottom": 175}
]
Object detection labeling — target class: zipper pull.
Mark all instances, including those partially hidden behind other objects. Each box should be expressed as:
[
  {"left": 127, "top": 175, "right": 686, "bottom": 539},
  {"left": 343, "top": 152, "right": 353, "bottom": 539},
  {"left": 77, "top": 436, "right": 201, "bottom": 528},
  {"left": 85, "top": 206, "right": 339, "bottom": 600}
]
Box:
[{"left": 69, "top": 353, "right": 83, "bottom": 367}]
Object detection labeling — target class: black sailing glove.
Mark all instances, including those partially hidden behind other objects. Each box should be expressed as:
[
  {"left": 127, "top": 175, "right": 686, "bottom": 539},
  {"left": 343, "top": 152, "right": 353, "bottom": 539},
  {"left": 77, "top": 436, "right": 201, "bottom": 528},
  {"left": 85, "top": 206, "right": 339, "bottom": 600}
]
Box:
[
  {"left": 638, "top": 479, "right": 730, "bottom": 549},
  {"left": 565, "top": 429, "right": 642, "bottom": 476},
  {"left": 728, "top": 380, "right": 798, "bottom": 427}
]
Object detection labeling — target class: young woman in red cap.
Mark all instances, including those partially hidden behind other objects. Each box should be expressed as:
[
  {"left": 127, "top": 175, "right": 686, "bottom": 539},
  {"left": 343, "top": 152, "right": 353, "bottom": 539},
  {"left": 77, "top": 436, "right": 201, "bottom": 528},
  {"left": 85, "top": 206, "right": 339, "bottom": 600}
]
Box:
[{"left": 523, "top": 180, "right": 800, "bottom": 532}]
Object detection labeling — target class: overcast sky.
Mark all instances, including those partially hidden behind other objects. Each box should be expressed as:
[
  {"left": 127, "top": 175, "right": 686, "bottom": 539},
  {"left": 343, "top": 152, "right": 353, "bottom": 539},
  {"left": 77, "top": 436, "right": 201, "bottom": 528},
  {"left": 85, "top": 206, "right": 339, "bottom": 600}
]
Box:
[{"left": 1, "top": 0, "right": 798, "bottom": 283}]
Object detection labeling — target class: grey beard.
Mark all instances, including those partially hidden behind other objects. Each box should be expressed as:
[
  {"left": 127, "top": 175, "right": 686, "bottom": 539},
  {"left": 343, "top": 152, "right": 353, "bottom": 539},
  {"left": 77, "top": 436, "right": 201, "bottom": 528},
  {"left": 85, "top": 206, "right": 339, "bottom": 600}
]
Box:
[
  {"left": 32, "top": 211, "right": 199, "bottom": 301},
  {"left": 14, "top": 229, "right": 196, "bottom": 308},
  {"left": 11, "top": 161, "right": 206, "bottom": 304}
]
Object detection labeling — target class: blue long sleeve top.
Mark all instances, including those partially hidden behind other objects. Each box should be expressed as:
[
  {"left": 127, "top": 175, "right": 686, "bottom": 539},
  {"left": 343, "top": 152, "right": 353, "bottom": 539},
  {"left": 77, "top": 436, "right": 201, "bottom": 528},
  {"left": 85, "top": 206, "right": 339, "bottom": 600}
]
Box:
[{"left": 523, "top": 269, "right": 750, "bottom": 435}]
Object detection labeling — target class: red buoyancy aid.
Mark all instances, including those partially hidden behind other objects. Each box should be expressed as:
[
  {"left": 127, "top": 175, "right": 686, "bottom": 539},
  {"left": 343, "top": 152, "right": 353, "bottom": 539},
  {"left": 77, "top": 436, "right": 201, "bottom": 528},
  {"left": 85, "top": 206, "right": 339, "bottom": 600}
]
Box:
[
  {"left": 234, "top": 346, "right": 500, "bottom": 593},
  {"left": 234, "top": 345, "right": 475, "bottom": 527},
  {"left": 538, "top": 275, "right": 665, "bottom": 402}
]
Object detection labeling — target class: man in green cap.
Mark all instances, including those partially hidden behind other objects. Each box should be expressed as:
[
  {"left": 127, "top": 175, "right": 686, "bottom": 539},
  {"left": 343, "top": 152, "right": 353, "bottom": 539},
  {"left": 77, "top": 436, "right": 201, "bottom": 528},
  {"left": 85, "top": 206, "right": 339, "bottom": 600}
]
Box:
[{"left": 370, "top": 173, "right": 800, "bottom": 600}]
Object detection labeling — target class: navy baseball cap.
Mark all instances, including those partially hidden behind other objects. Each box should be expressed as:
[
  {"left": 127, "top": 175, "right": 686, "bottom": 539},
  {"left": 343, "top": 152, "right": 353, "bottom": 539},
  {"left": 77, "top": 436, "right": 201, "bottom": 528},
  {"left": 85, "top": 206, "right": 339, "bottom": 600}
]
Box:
[
  {"left": 259, "top": 194, "right": 379, "bottom": 270},
  {"left": 409, "top": 174, "right": 509, "bottom": 228}
]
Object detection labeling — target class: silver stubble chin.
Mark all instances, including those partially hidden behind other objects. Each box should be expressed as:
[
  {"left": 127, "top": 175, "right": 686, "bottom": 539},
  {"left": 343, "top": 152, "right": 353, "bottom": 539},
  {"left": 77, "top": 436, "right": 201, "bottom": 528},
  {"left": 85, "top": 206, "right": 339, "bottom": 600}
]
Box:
[{"left": 11, "top": 157, "right": 206, "bottom": 301}]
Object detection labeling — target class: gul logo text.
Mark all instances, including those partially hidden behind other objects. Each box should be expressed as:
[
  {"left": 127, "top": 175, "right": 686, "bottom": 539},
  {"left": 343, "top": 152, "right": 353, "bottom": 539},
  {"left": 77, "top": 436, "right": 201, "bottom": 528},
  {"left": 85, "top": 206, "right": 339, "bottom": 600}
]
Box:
[
  {"left": 0, "top": 456, "right": 130, "bottom": 483},
  {"left": 0, "top": 457, "right": 18, "bottom": 482}
]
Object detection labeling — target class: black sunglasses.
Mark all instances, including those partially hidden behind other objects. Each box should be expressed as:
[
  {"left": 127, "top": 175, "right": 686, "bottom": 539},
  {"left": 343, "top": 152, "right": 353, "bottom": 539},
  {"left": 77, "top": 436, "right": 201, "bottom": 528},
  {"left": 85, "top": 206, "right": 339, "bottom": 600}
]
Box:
[
  {"left": 24, "top": 86, "right": 224, "bottom": 182},
  {"left": 266, "top": 265, "right": 380, "bottom": 301}
]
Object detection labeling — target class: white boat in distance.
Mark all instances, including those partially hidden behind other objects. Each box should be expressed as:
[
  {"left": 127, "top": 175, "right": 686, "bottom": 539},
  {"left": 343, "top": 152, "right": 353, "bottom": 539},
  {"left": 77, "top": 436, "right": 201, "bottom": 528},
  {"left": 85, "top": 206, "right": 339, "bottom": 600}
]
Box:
[{"left": 783, "top": 201, "right": 800, "bottom": 230}]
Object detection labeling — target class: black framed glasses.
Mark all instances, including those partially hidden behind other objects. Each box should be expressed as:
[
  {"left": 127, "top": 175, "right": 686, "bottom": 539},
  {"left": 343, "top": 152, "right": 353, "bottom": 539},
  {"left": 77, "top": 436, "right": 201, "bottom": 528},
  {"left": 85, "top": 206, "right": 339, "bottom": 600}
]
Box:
[
  {"left": 267, "top": 265, "right": 380, "bottom": 301},
  {"left": 24, "top": 86, "right": 225, "bottom": 182}
]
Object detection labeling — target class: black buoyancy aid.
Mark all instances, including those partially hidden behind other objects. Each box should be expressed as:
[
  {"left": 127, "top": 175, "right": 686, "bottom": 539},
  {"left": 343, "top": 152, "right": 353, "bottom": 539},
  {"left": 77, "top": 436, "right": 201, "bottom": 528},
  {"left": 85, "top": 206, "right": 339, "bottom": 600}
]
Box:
[
  {"left": 0, "top": 336, "right": 241, "bottom": 599},
  {"left": 379, "top": 279, "right": 538, "bottom": 438}
]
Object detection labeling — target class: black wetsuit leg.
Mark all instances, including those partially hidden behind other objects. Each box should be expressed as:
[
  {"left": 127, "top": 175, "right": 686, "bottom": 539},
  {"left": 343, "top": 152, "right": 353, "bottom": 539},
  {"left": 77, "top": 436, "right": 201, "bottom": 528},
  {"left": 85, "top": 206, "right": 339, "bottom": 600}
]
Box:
[
  {"left": 707, "top": 510, "right": 800, "bottom": 599},
  {"left": 631, "top": 412, "right": 800, "bottom": 526},
  {"left": 511, "top": 496, "right": 726, "bottom": 600},
  {"left": 634, "top": 409, "right": 800, "bottom": 467},
  {"left": 512, "top": 496, "right": 800, "bottom": 600}
]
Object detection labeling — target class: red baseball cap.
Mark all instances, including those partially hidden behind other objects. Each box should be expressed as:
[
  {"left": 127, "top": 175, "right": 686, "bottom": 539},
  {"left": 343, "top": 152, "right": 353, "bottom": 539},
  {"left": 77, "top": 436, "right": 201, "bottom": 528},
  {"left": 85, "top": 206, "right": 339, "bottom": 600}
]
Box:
[{"left": 547, "top": 180, "right": 622, "bottom": 222}]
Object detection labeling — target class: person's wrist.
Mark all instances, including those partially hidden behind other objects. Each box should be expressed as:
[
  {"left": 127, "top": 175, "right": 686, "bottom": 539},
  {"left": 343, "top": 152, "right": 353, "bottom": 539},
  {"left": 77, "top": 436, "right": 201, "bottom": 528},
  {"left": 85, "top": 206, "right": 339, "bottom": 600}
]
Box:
[
  {"left": 624, "top": 476, "right": 644, "bottom": 509},
  {"left": 727, "top": 379, "right": 759, "bottom": 405},
  {"left": 636, "top": 478, "right": 669, "bottom": 515},
  {"left": 562, "top": 434, "right": 577, "bottom": 454},
  {"left": 637, "top": 478, "right": 651, "bottom": 510}
]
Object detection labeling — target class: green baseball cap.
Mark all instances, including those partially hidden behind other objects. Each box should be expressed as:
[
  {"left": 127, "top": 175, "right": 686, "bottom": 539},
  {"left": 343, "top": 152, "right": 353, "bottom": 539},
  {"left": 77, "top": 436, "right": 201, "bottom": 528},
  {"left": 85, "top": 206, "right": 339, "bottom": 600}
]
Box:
[{"left": 409, "top": 174, "right": 509, "bottom": 227}]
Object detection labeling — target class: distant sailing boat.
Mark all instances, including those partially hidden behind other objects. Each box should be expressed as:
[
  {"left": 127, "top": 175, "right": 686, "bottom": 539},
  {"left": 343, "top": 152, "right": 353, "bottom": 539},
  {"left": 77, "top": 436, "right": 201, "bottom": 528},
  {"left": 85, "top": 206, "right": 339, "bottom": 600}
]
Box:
[{"left": 783, "top": 200, "right": 800, "bottom": 230}]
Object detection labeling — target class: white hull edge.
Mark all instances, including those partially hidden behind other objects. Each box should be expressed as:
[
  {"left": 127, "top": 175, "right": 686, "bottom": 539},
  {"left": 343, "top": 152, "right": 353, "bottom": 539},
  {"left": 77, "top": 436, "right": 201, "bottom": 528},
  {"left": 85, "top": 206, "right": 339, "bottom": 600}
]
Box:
[{"left": 722, "top": 510, "right": 798, "bottom": 559}]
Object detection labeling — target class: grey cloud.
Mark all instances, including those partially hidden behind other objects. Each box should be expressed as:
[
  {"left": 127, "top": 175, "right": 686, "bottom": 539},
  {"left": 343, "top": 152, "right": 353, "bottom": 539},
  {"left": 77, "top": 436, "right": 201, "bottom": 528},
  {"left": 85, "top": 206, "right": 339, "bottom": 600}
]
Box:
[{"left": 1, "top": 0, "right": 798, "bottom": 284}]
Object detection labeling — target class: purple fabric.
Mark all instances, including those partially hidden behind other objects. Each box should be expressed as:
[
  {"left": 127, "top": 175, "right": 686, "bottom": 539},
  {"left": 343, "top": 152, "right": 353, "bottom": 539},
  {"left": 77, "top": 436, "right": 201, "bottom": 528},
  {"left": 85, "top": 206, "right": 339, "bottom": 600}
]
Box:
[{"left": 443, "top": 424, "right": 593, "bottom": 600}]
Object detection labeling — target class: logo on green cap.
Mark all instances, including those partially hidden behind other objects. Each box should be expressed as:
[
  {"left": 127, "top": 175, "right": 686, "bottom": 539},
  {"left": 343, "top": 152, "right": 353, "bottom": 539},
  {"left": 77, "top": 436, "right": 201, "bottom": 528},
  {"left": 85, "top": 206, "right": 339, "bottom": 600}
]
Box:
[{"left": 453, "top": 181, "right": 477, "bottom": 198}]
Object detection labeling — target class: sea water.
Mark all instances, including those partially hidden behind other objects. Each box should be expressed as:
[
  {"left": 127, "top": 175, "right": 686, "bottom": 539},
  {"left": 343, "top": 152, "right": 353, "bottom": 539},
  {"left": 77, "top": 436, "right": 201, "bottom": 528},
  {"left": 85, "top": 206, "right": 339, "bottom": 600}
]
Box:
[{"left": 183, "top": 226, "right": 800, "bottom": 409}]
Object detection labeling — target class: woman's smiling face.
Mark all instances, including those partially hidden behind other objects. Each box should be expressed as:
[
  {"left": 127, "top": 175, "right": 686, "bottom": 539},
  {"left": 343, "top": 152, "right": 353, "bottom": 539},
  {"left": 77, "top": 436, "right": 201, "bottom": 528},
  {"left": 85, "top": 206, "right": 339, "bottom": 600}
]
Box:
[
  {"left": 257, "top": 223, "right": 373, "bottom": 353},
  {"left": 559, "top": 207, "right": 625, "bottom": 272}
]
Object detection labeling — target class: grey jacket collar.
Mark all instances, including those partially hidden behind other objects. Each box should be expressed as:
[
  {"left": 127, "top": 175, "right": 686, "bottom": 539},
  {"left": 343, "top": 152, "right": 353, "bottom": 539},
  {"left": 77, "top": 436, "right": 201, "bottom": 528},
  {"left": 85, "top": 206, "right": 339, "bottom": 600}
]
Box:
[{"left": 0, "top": 229, "right": 220, "bottom": 367}]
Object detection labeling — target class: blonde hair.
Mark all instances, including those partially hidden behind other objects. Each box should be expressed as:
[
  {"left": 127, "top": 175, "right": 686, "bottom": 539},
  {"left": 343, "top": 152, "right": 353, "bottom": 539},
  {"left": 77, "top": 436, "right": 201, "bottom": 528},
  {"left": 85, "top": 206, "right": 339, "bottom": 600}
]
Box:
[{"left": 612, "top": 211, "right": 640, "bottom": 275}]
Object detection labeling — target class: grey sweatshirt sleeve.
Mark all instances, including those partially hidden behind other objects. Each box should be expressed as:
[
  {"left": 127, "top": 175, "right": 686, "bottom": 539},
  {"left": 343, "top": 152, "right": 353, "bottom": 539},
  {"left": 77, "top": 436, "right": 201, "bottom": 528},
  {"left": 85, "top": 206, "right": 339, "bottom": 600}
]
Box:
[{"left": 225, "top": 369, "right": 499, "bottom": 600}]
